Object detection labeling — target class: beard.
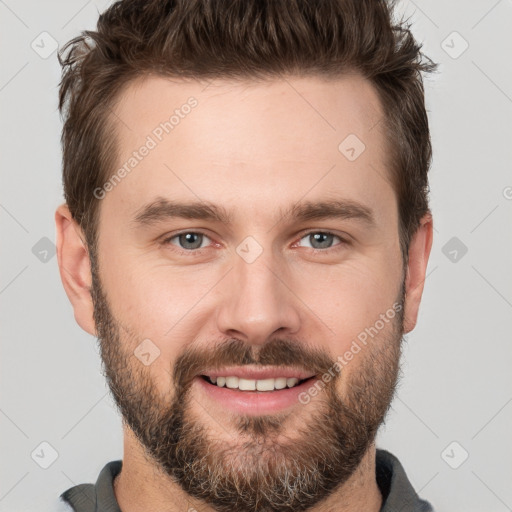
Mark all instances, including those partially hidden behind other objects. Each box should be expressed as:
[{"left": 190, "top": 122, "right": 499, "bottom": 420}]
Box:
[{"left": 91, "top": 262, "right": 405, "bottom": 512}]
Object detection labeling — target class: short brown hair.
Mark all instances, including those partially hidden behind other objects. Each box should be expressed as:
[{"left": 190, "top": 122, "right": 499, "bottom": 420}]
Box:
[{"left": 58, "top": 0, "right": 436, "bottom": 263}]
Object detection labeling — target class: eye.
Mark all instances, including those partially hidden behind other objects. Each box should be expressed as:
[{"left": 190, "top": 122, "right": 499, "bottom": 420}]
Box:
[
  {"left": 166, "top": 232, "right": 212, "bottom": 251},
  {"left": 296, "top": 231, "right": 345, "bottom": 250}
]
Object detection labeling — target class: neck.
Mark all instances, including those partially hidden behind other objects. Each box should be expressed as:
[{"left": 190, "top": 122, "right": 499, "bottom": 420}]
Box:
[{"left": 114, "top": 427, "right": 382, "bottom": 512}]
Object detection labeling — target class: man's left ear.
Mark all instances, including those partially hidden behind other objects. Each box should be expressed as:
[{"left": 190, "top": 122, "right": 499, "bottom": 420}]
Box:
[{"left": 403, "top": 213, "right": 433, "bottom": 334}]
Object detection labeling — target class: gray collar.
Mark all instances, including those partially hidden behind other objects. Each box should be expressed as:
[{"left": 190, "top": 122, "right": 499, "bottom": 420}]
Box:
[{"left": 61, "top": 449, "right": 434, "bottom": 511}]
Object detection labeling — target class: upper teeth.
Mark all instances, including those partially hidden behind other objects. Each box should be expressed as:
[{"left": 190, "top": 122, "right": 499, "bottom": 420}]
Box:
[{"left": 210, "top": 376, "right": 301, "bottom": 391}]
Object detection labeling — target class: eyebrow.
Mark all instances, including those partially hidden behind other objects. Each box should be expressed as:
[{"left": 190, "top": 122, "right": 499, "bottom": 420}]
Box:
[
  {"left": 283, "top": 199, "right": 375, "bottom": 226},
  {"left": 132, "top": 197, "right": 375, "bottom": 228},
  {"left": 133, "top": 197, "right": 233, "bottom": 225}
]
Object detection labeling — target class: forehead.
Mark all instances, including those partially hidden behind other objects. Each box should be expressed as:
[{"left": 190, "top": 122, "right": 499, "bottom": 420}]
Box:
[
  {"left": 114, "top": 73, "right": 385, "bottom": 156},
  {"left": 104, "top": 73, "right": 394, "bottom": 225}
]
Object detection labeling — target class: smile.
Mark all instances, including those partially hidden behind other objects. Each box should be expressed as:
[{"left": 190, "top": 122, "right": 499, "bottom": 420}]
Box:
[{"left": 201, "top": 375, "right": 311, "bottom": 391}]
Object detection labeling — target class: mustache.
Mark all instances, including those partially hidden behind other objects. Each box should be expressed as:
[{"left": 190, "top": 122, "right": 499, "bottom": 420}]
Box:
[{"left": 173, "top": 337, "right": 338, "bottom": 393}]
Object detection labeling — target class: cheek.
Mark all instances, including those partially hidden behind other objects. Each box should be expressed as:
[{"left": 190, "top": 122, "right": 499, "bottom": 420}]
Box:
[
  {"left": 313, "top": 267, "right": 403, "bottom": 397},
  {"left": 100, "top": 262, "right": 212, "bottom": 396},
  {"left": 295, "top": 258, "right": 402, "bottom": 355},
  {"left": 99, "top": 253, "right": 217, "bottom": 352}
]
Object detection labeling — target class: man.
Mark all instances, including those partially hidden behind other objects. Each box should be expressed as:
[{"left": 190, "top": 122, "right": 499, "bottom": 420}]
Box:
[{"left": 55, "top": 0, "right": 436, "bottom": 510}]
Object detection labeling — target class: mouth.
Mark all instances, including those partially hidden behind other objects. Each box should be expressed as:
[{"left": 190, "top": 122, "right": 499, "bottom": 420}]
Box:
[
  {"left": 200, "top": 375, "right": 314, "bottom": 391},
  {"left": 194, "top": 368, "right": 318, "bottom": 415}
]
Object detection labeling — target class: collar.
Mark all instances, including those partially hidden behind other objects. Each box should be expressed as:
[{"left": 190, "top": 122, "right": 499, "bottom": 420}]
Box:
[{"left": 61, "top": 449, "right": 433, "bottom": 511}]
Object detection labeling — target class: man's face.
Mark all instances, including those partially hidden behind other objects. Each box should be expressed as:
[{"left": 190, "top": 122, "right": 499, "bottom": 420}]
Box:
[{"left": 91, "top": 74, "right": 405, "bottom": 510}]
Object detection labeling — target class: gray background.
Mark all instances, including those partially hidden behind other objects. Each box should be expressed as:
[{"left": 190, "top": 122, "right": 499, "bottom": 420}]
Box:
[{"left": 1, "top": 1, "right": 511, "bottom": 511}]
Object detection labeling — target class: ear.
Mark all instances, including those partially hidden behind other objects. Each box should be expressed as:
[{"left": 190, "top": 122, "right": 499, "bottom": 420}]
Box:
[
  {"left": 403, "top": 212, "right": 434, "bottom": 334},
  {"left": 55, "top": 204, "right": 96, "bottom": 336}
]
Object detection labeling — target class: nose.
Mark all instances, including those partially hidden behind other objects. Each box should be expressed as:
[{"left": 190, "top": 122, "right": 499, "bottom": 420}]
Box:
[{"left": 215, "top": 249, "right": 302, "bottom": 346}]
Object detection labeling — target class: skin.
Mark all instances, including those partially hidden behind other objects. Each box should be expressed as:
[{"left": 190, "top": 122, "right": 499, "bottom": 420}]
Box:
[{"left": 56, "top": 73, "right": 433, "bottom": 512}]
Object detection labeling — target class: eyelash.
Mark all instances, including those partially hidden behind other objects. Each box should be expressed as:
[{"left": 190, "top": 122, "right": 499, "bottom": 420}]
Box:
[{"left": 161, "top": 230, "right": 349, "bottom": 255}]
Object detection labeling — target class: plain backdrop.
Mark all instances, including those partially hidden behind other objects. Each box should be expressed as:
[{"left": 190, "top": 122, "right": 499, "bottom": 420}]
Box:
[{"left": 1, "top": 1, "right": 511, "bottom": 511}]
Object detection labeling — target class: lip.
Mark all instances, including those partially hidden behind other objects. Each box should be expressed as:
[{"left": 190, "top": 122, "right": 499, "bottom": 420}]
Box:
[
  {"left": 195, "top": 374, "right": 318, "bottom": 415},
  {"left": 199, "top": 366, "right": 316, "bottom": 380}
]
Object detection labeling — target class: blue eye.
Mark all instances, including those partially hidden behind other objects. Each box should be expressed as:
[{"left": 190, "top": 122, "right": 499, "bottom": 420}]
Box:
[
  {"left": 297, "top": 232, "right": 343, "bottom": 250},
  {"left": 167, "top": 232, "right": 212, "bottom": 250},
  {"left": 162, "top": 230, "right": 346, "bottom": 254}
]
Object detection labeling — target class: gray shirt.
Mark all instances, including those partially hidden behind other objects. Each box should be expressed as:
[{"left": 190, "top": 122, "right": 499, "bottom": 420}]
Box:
[{"left": 59, "top": 449, "right": 434, "bottom": 511}]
